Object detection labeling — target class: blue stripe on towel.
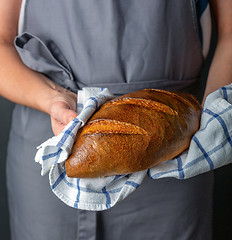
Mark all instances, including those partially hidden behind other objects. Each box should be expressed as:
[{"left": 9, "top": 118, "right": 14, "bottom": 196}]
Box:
[
  {"left": 90, "top": 97, "right": 98, "bottom": 109},
  {"left": 204, "top": 109, "right": 232, "bottom": 147},
  {"left": 85, "top": 104, "right": 96, "bottom": 109},
  {"left": 56, "top": 119, "right": 80, "bottom": 148},
  {"left": 125, "top": 181, "right": 140, "bottom": 189},
  {"left": 74, "top": 179, "right": 81, "bottom": 208},
  {"left": 150, "top": 169, "right": 179, "bottom": 179},
  {"left": 42, "top": 151, "right": 60, "bottom": 161},
  {"left": 102, "top": 187, "right": 111, "bottom": 209},
  {"left": 51, "top": 171, "right": 66, "bottom": 190},
  {"left": 54, "top": 149, "right": 62, "bottom": 164},
  {"left": 221, "top": 87, "right": 228, "bottom": 101},
  {"left": 192, "top": 136, "right": 214, "bottom": 170},
  {"left": 77, "top": 103, "right": 84, "bottom": 108},
  {"left": 177, "top": 156, "right": 185, "bottom": 179}
]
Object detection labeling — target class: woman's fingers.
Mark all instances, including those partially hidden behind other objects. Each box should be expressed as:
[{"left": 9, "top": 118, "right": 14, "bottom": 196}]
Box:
[
  {"left": 50, "top": 101, "right": 77, "bottom": 124},
  {"left": 50, "top": 99, "right": 78, "bottom": 135},
  {"left": 47, "top": 86, "right": 78, "bottom": 135},
  {"left": 51, "top": 116, "right": 76, "bottom": 136},
  {"left": 50, "top": 118, "right": 65, "bottom": 136}
]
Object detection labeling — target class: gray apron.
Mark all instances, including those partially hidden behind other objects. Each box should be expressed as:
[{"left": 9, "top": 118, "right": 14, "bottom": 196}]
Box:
[{"left": 7, "top": 1, "right": 214, "bottom": 239}]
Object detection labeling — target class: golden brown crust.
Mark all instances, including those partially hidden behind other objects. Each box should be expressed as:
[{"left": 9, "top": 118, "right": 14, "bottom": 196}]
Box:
[
  {"left": 81, "top": 119, "right": 149, "bottom": 135},
  {"left": 65, "top": 89, "right": 202, "bottom": 178}
]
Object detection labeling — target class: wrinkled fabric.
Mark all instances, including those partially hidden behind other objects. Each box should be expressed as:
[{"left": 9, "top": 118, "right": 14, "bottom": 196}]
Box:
[
  {"left": 17, "top": 0, "right": 203, "bottom": 95},
  {"left": 34, "top": 85, "right": 232, "bottom": 211},
  {"left": 7, "top": 0, "right": 214, "bottom": 239}
]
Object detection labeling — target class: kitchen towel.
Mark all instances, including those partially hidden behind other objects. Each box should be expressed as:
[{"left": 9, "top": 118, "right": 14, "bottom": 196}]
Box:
[{"left": 35, "top": 84, "right": 232, "bottom": 211}]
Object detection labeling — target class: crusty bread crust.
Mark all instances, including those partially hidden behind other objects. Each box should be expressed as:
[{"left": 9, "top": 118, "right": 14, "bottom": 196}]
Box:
[{"left": 65, "top": 89, "right": 202, "bottom": 178}]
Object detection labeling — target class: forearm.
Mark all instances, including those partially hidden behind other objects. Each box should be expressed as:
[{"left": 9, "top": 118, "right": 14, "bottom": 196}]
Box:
[
  {"left": 203, "top": 34, "right": 232, "bottom": 102},
  {"left": 0, "top": 40, "right": 59, "bottom": 114},
  {"left": 203, "top": 0, "right": 232, "bottom": 102}
]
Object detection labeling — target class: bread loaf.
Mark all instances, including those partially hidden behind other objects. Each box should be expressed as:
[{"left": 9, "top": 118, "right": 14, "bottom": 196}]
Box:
[{"left": 65, "top": 89, "right": 202, "bottom": 178}]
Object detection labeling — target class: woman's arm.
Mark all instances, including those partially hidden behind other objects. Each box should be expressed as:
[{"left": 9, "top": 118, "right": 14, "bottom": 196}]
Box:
[
  {"left": 0, "top": 0, "right": 77, "bottom": 135},
  {"left": 203, "top": 0, "right": 232, "bottom": 102}
]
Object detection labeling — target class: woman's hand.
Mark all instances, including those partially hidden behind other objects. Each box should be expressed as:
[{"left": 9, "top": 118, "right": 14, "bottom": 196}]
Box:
[
  {"left": 49, "top": 86, "right": 78, "bottom": 136},
  {"left": 0, "top": 1, "right": 79, "bottom": 136}
]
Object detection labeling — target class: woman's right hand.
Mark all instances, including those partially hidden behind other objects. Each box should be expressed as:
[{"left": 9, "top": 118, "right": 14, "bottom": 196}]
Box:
[
  {"left": 0, "top": 0, "right": 78, "bottom": 137},
  {"left": 0, "top": 1, "right": 76, "bottom": 137},
  {"left": 49, "top": 84, "right": 78, "bottom": 136}
]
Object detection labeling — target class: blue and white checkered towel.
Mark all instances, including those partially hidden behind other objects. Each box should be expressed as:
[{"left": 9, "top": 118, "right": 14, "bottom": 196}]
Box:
[{"left": 35, "top": 84, "right": 232, "bottom": 211}]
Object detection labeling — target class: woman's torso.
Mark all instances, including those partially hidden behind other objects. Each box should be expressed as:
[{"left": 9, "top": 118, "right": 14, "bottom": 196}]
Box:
[
  {"left": 7, "top": 2, "right": 214, "bottom": 239},
  {"left": 17, "top": 0, "right": 205, "bottom": 96}
]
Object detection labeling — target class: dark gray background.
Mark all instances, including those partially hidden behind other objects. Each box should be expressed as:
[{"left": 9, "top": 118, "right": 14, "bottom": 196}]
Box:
[
  {"left": 1, "top": 16, "right": 232, "bottom": 240},
  {"left": 0, "top": 97, "right": 14, "bottom": 239}
]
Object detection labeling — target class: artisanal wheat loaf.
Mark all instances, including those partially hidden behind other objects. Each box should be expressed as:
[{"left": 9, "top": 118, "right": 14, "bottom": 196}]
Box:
[{"left": 65, "top": 89, "right": 202, "bottom": 178}]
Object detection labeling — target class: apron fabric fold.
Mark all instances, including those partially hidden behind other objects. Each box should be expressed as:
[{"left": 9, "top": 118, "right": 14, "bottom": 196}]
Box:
[{"left": 7, "top": 1, "right": 214, "bottom": 239}]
